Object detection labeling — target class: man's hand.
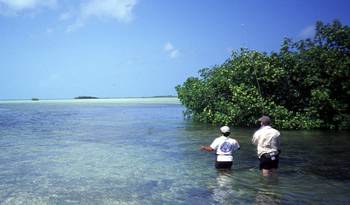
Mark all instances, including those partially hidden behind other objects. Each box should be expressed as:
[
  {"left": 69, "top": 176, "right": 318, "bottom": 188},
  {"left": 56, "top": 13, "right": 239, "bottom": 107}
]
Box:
[{"left": 200, "top": 146, "right": 214, "bottom": 152}]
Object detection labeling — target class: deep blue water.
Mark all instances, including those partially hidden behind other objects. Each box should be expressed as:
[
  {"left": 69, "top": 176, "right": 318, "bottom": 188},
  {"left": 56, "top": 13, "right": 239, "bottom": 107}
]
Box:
[{"left": 0, "top": 99, "right": 349, "bottom": 204}]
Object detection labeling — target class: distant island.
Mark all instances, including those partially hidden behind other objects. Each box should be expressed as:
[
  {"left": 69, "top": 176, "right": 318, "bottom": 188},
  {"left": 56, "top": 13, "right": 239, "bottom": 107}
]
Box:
[
  {"left": 71, "top": 96, "right": 177, "bottom": 100},
  {"left": 74, "top": 96, "right": 99, "bottom": 99},
  {"left": 31, "top": 98, "right": 39, "bottom": 101}
]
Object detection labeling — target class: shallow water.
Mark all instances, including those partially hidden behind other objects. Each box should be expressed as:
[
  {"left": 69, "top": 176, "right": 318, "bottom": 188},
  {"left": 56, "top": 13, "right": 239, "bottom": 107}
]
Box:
[{"left": 0, "top": 98, "right": 349, "bottom": 204}]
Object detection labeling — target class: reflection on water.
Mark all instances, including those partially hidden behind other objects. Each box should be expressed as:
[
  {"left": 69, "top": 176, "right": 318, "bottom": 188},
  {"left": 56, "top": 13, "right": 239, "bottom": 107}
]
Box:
[
  {"left": 0, "top": 99, "right": 349, "bottom": 204},
  {"left": 212, "top": 171, "right": 239, "bottom": 204},
  {"left": 255, "top": 176, "right": 281, "bottom": 205}
]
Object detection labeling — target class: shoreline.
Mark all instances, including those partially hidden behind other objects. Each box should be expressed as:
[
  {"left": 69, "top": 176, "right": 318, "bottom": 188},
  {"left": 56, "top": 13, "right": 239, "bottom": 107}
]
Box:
[{"left": 0, "top": 96, "right": 180, "bottom": 104}]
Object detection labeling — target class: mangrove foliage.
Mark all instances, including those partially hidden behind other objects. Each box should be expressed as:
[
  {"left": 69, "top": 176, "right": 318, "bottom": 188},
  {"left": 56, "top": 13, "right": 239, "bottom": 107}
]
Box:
[{"left": 176, "top": 20, "right": 350, "bottom": 129}]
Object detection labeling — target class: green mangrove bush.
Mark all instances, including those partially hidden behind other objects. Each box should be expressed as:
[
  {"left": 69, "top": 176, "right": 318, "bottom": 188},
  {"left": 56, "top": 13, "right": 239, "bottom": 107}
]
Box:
[{"left": 176, "top": 20, "right": 350, "bottom": 129}]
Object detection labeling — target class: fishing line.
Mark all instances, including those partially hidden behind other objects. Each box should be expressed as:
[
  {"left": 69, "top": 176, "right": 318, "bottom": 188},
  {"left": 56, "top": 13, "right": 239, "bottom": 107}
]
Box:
[
  {"left": 242, "top": 23, "right": 266, "bottom": 115},
  {"left": 254, "top": 66, "right": 266, "bottom": 115}
]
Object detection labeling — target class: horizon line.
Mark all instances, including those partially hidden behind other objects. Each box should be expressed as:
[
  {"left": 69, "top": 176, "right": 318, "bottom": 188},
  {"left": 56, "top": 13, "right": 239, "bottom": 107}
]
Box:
[{"left": 0, "top": 95, "right": 178, "bottom": 101}]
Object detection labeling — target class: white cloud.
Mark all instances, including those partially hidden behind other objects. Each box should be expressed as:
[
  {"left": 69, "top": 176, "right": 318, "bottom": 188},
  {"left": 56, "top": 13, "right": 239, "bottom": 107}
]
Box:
[
  {"left": 163, "top": 42, "right": 180, "bottom": 59},
  {"left": 81, "top": 0, "right": 136, "bottom": 21},
  {"left": 0, "top": 0, "right": 137, "bottom": 32},
  {"left": 164, "top": 42, "right": 174, "bottom": 51},
  {"left": 66, "top": 0, "right": 137, "bottom": 32},
  {"left": 0, "top": 0, "right": 56, "bottom": 13},
  {"left": 299, "top": 25, "right": 315, "bottom": 39},
  {"left": 169, "top": 50, "right": 179, "bottom": 58}
]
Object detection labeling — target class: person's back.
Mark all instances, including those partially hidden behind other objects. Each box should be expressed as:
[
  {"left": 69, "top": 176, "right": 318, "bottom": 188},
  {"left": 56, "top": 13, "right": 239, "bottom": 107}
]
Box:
[
  {"left": 252, "top": 116, "right": 281, "bottom": 176},
  {"left": 252, "top": 125, "right": 280, "bottom": 158},
  {"left": 201, "top": 126, "right": 240, "bottom": 169}
]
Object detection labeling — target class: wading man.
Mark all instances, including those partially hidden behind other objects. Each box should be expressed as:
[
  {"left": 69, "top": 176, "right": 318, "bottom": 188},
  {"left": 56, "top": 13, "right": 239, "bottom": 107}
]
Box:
[
  {"left": 201, "top": 126, "right": 240, "bottom": 169},
  {"left": 252, "top": 116, "right": 281, "bottom": 176}
]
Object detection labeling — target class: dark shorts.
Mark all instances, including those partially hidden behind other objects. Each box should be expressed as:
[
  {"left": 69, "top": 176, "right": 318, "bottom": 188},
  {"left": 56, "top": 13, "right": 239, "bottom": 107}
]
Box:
[
  {"left": 259, "top": 153, "right": 279, "bottom": 170},
  {"left": 215, "top": 161, "right": 233, "bottom": 169}
]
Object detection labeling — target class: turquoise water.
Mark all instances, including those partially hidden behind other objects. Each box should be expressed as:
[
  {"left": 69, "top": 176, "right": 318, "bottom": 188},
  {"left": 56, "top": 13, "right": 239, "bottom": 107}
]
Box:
[{"left": 0, "top": 98, "right": 349, "bottom": 204}]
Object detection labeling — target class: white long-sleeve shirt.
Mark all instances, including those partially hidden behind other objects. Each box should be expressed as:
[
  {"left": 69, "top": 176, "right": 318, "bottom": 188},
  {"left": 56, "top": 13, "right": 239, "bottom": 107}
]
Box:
[{"left": 252, "top": 126, "right": 280, "bottom": 158}]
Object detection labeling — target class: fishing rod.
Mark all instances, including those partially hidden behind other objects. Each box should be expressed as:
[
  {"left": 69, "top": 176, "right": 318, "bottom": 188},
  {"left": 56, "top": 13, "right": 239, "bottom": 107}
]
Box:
[
  {"left": 241, "top": 24, "right": 266, "bottom": 115},
  {"left": 253, "top": 67, "right": 265, "bottom": 115}
]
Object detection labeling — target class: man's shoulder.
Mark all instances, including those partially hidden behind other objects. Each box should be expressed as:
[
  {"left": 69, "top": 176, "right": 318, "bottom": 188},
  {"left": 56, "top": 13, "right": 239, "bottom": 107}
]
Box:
[
  {"left": 215, "top": 136, "right": 225, "bottom": 140},
  {"left": 212, "top": 136, "right": 224, "bottom": 143},
  {"left": 262, "top": 126, "right": 279, "bottom": 132},
  {"left": 269, "top": 127, "right": 280, "bottom": 135},
  {"left": 254, "top": 126, "right": 280, "bottom": 136},
  {"left": 264, "top": 126, "right": 280, "bottom": 137},
  {"left": 228, "top": 138, "right": 238, "bottom": 143},
  {"left": 253, "top": 127, "right": 264, "bottom": 136}
]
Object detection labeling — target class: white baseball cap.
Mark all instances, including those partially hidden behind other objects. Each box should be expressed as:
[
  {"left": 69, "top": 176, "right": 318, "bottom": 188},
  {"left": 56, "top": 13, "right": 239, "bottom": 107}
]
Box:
[{"left": 220, "top": 126, "right": 230, "bottom": 133}]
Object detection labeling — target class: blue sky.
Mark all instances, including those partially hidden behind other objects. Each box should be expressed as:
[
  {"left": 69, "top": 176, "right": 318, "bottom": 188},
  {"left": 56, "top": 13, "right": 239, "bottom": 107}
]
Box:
[{"left": 0, "top": 0, "right": 349, "bottom": 99}]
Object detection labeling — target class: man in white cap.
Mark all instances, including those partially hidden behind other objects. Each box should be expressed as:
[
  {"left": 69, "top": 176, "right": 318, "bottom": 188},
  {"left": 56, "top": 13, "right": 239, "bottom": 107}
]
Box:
[
  {"left": 201, "top": 126, "right": 240, "bottom": 169},
  {"left": 252, "top": 115, "right": 281, "bottom": 176}
]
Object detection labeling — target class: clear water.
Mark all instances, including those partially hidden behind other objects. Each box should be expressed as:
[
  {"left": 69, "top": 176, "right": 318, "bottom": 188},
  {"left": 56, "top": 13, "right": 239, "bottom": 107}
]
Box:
[{"left": 0, "top": 98, "right": 349, "bottom": 205}]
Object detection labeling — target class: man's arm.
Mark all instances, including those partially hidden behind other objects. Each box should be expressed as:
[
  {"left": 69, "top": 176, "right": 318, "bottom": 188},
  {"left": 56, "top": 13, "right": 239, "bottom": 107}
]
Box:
[
  {"left": 271, "top": 135, "right": 281, "bottom": 152},
  {"left": 200, "top": 146, "right": 214, "bottom": 152},
  {"left": 237, "top": 143, "right": 241, "bottom": 150},
  {"left": 201, "top": 138, "right": 218, "bottom": 152}
]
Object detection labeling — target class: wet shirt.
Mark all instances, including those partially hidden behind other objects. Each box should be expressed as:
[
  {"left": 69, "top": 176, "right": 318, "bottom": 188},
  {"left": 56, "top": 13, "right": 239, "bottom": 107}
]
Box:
[{"left": 252, "top": 126, "right": 280, "bottom": 158}]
